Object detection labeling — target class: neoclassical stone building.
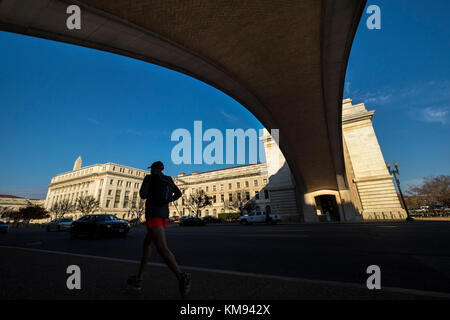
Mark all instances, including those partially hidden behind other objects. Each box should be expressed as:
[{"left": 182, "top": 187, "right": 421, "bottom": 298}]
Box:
[
  {"left": 0, "top": 195, "right": 44, "bottom": 212},
  {"left": 44, "top": 99, "right": 406, "bottom": 222},
  {"left": 170, "top": 163, "right": 271, "bottom": 217},
  {"left": 44, "top": 160, "right": 148, "bottom": 220}
]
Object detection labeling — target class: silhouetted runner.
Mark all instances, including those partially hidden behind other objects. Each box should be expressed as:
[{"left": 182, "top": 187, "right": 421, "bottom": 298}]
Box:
[{"left": 127, "top": 161, "right": 191, "bottom": 299}]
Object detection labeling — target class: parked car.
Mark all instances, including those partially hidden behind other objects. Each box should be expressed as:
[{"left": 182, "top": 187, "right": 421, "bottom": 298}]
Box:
[
  {"left": 202, "top": 215, "right": 222, "bottom": 224},
  {"left": 179, "top": 216, "right": 206, "bottom": 226},
  {"left": 45, "top": 218, "right": 73, "bottom": 232},
  {"left": 239, "top": 210, "right": 281, "bottom": 225},
  {"left": 70, "top": 214, "right": 130, "bottom": 239},
  {"left": 169, "top": 216, "right": 180, "bottom": 223},
  {"left": 0, "top": 221, "right": 9, "bottom": 234}
]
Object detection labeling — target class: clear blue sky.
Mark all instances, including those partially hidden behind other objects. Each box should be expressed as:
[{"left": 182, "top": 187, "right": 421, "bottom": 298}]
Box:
[{"left": 0, "top": 1, "right": 449, "bottom": 199}]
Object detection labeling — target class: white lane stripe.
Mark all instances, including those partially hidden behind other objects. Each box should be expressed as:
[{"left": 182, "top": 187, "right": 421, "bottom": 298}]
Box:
[
  {"left": 26, "top": 242, "right": 43, "bottom": 246},
  {"left": 1, "top": 245, "right": 449, "bottom": 299},
  {"left": 239, "top": 234, "right": 309, "bottom": 238}
]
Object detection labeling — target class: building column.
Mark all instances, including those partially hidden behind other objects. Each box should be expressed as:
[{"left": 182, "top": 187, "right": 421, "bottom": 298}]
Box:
[{"left": 342, "top": 99, "right": 406, "bottom": 220}]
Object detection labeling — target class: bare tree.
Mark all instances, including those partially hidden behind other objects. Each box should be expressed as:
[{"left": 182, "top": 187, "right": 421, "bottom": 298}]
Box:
[
  {"left": 407, "top": 175, "right": 450, "bottom": 206},
  {"left": 17, "top": 205, "right": 50, "bottom": 222},
  {"left": 50, "top": 199, "right": 75, "bottom": 220},
  {"left": 0, "top": 207, "right": 15, "bottom": 222},
  {"left": 128, "top": 199, "right": 145, "bottom": 225},
  {"left": 224, "top": 191, "right": 257, "bottom": 215},
  {"left": 185, "top": 190, "right": 212, "bottom": 217},
  {"left": 76, "top": 195, "right": 100, "bottom": 215}
]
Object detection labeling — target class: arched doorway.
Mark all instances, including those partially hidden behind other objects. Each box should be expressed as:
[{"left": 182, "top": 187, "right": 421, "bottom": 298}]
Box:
[{"left": 315, "top": 195, "right": 340, "bottom": 222}]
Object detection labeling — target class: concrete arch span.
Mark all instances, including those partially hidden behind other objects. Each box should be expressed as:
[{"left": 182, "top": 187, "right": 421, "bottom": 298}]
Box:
[{"left": 0, "top": 0, "right": 367, "bottom": 218}]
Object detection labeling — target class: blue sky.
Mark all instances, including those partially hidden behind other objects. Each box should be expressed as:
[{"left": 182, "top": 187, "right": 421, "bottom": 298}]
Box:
[{"left": 0, "top": 1, "right": 449, "bottom": 199}]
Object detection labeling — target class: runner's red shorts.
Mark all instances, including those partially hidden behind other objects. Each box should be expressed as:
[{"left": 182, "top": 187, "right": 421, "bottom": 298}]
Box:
[{"left": 146, "top": 217, "right": 169, "bottom": 229}]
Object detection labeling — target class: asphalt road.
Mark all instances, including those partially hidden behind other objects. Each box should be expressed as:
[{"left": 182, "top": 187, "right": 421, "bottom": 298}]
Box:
[{"left": 1, "top": 221, "right": 450, "bottom": 299}]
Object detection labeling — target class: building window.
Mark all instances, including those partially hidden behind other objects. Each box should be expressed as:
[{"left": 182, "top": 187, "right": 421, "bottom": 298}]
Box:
[
  {"left": 213, "top": 195, "right": 217, "bottom": 203},
  {"left": 108, "top": 190, "right": 112, "bottom": 196},
  {"left": 123, "top": 191, "right": 130, "bottom": 208},
  {"left": 245, "top": 192, "right": 250, "bottom": 200},
  {"left": 220, "top": 194, "right": 224, "bottom": 202},
  {"left": 114, "top": 190, "right": 121, "bottom": 208},
  {"left": 132, "top": 192, "right": 137, "bottom": 208},
  {"left": 106, "top": 199, "right": 110, "bottom": 208},
  {"left": 228, "top": 193, "right": 233, "bottom": 201},
  {"left": 255, "top": 191, "right": 259, "bottom": 200},
  {"left": 264, "top": 190, "right": 269, "bottom": 199},
  {"left": 228, "top": 183, "right": 232, "bottom": 190},
  {"left": 237, "top": 193, "right": 241, "bottom": 201},
  {"left": 220, "top": 184, "right": 224, "bottom": 191},
  {"left": 97, "top": 189, "right": 102, "bottom": 202},
  {"left": 245, "top": 181, "right": 249, "bottom": 187},
  {"left": 254, "top": 180, "right": 258, "bottom": 186},
  {"left": 110, "top": 179, "right": 113, "bottom": 185},
  {"left": 206, "top": 186, "right": 209, "bottom": 192},
  {"left": 263, "top": 178, "right": 267, "bottom": 184},
  {"left": 236, "top": 182, "right": 240, "bottom": 188},
  {"left": 213, "top": 185, "right": 216, "bottom": 191}
]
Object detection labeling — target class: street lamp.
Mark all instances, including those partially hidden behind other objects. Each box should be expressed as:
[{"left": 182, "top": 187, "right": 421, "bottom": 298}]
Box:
[{"left": 386, "top": 162, "right": 414, "bottom": 222}]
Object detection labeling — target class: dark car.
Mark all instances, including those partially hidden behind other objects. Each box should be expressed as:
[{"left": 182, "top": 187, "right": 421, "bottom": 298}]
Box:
[
  {"left": 70, "top": 214, "right": 130, "bottom": 239},
  {"left": 202, "top": 215, "right": 222, "bottom": 224},
  {"left": 0, "top": 221, "right": 9, "bottom": 234},
  {"left": 179, "top": 216, "right": 206, "bottom": 226}
]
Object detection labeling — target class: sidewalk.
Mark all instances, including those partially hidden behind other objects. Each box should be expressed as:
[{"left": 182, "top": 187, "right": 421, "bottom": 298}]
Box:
[{"left": 1, "top": 246, "right": 447, "bottom": 300}]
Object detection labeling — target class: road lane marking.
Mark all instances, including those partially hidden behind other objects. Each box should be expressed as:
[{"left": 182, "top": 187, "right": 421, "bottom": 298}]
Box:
[
  {"left": 239, "top": 234, "right": 309, "bottom": 238},
  {"left": 26, "top": 242, "right": 43, "bottom": 246},
  {"left": 1, "top": 245, "right": 450, "bottom": 299}
]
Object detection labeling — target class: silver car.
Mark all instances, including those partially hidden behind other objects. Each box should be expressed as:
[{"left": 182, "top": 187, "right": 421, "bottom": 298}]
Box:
[{"left": 46, "top": 218, "right": 73, "bottom": 232}]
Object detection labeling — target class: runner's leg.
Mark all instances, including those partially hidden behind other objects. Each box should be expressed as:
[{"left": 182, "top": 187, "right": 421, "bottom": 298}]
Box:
[
  {"left": 137, "top": 229, "right": 153, "bottom": 280},
  {"left": 151, "top": 225, "right": 182, "bottom": 280}
]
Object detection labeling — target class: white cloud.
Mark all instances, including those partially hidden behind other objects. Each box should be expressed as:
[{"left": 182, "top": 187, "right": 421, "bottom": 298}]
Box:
[
  {"left": 87, "top": 118, "right": 100, "bottom": 125},
  {"left": 421, "top": 107, "right": 449, "bottom": 125},
  {"left": 220, "top": 110, "right": 239, "bottom": 123}
]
